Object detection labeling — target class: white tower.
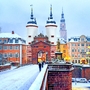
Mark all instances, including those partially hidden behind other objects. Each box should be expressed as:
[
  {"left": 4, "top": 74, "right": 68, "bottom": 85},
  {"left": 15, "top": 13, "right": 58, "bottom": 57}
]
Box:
[
  {"left": 45, "top": 5, "right": 57, "bottom": 45},
  {"left": 26, "top": 5, "right": 38, "bottom": 45}
]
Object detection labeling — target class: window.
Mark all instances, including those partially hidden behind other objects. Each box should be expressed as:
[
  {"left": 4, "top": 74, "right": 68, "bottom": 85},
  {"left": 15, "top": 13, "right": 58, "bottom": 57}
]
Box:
[
  {"left": 15, "top": 53, "right": 19, "bottom": 58},
  {"left": 72, "top": 54, "right": 74, "bottom": 57},
  {"left": 78, "top": 54, "right": 80, "bottom": 57},
  {"left": 78, "top": 44, "right": 80, "bottom": 46},
  {"left": 72, "top": 44, "right": 75, "bottom": 46},
  {"left": 86, "top": 44, "right": 88, "bottom": 46},
  {"left": 72, "top": 49, "right": 74, "bottom": 52},
  {"left": 81, "top": 43, "right": 84, "bottom": 46},
  {"left": 4, "top": 40, "right": 7, "bottom": 43},
  {"left": 28, "top": 35, "right": 31, "bottom": 37},
  {"left": 3, "top": 46, "right": 7, "bottom": 50},
  {"left": 0, "top": 45, "right": 2, "bottom": 50},
  {"left": 81, "top": 38, "right": 84, "bottom": 41},
  {"left": 75, "top": 60, "right": 77, "bottom": 63},
  {"left": 78, "top": 60, "right": 80, "bottom": 63},
  {"left": 9, "top": 53, "right": 12, "bottom": 58},
  {"left": 51, "top": 42, "right": 54, "bottom": 44},
  {"left": 0, "top": 54, "right": 3, "bottom": 60},
  {"left": 81, "top": 49, "right": 84, "bottom": 52},
  {"left": 15, "top": 39, "right": 18, "bottom": 43},
  {"left": 14, "top": 46, "right": 19, "bottom": 50},
  {"left": 0, "top": 40, "right": 2, "bottom": 43},
  {"left": 28, "top": 42, "right": 31, "bottom": 44},
  {"left": 78, "top": 49, "right": 80, "bottom": 52},
  {"left": 9, "top": 46, "right": 13, "bottom": 50},
  {"left": 3, "top": 53, "right": 7, "bottom": 58},
  {"left": 51, "top": 35, "right": 54, "bottom": 37},
  {"left": 9, "top": 39, "right": 13, "bottom": 43}
]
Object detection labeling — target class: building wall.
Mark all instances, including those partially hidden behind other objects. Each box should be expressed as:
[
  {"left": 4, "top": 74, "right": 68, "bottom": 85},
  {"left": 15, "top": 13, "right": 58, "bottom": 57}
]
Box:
[
  {"left": 22, "top": 45, "right": 27, "bottom": 65},
  {"left": 56, "top": 43, "right": 69, "bottom": 60},
  {"left": 27, "top": 45, "right": 32, "bottom": 64},
  {"left": 82, "top": 67, "right": 90, "bottom": 80},
  {"left": 68, "top": 35, "right": 90, "bottom": 64},
  {"left": 45, "top": 25, "right": 57, "bottom": 45},
  {"left": 31, "top": 41, "right": 51, "bottom": 64},
  {"left": 72, "top": 66, "right": 90, "bottom": 80},
  {"left": 50, "top": 45, "right": 56, "bottom": 59},
  {"left": 0, "top": 44, "right": 27, "bottom": 65},
  {"left": 26, "top": 25, "right": 38, "bottom": 45}
]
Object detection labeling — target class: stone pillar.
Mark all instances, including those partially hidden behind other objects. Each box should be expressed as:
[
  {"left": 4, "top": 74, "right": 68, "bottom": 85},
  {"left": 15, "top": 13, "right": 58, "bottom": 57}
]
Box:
[{"left": 47, "top": 63, "right": 73, "bottom": 90}]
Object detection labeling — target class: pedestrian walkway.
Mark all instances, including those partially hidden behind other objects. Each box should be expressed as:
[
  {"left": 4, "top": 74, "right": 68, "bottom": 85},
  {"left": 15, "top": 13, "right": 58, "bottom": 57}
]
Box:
[{"left": 0, "top": 65, "right": 39, "bottom": 90}]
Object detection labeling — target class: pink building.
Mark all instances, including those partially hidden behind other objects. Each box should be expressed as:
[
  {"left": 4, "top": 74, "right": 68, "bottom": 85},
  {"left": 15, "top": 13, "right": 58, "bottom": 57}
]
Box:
[{"left": 68, "top": 35, "right": 90, "bottom": 64}]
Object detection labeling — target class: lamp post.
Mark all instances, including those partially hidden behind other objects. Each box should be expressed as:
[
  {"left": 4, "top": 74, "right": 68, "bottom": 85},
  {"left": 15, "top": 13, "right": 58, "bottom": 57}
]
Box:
[{"left": 46, "top": 52, "right": 48, "bottom": 61}]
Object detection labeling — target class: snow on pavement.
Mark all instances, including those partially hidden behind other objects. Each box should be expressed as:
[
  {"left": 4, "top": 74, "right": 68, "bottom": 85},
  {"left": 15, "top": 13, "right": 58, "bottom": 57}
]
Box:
[
  {"left": 0, "top": 65, "right": 39, "bottom": 90},
  {"left": 72, "top": 82, "right": 90, "bottom": 90}
]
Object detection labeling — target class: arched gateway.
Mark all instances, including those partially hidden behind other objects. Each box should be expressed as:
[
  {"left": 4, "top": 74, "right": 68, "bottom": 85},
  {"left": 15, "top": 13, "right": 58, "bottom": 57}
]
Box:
[{"left": 31, "top": 33, "right": 51, "bottom": 64}]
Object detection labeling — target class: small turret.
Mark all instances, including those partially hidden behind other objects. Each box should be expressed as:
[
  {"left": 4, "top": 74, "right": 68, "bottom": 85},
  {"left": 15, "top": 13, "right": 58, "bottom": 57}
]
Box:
[
  {"left": 26, "top": 5, "right": 38, "bottom": 45},
  {"left": 45, "top": 5, "right": 57, "bottom": 45}
]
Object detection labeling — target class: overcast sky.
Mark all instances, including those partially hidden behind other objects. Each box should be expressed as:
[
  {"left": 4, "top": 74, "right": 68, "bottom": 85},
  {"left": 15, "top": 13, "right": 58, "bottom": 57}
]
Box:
[{"left": 0, "top": 0, "right": 90, "bottom": 40}]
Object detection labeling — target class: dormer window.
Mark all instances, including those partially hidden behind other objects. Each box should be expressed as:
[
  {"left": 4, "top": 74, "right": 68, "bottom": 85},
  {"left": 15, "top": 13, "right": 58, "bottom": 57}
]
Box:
[
  {"left": 0, "top": 40, "right": 2, "bottom": 43},
  {"left": 15, "top": 39, "right": 18, "bottom": 43},
  {"left": 81, "top": 38, "right": 84, "bottom": 41},
  {"left": 9, "top": 39, "right": 13, "bottom": 43},
  {"left": 4, "top": 40, "right": 7, "bottom": 43}
]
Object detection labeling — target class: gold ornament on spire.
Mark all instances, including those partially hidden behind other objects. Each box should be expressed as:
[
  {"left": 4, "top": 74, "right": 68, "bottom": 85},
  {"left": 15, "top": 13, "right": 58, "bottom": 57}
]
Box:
[
  {"left": 30, "top": 4, "right": 33, "bottom": 13},
  {"left": 50, "top": 4, "right": 52, "bottom": 11}
]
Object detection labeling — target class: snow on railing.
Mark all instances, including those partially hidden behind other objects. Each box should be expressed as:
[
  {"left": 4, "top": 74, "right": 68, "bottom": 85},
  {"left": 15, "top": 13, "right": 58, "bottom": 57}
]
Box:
[{"left": 29, "top": 64, "right": 48, "bottom": 90}]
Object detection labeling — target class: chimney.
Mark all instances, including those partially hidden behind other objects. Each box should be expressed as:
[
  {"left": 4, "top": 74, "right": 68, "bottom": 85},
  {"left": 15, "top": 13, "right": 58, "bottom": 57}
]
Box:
[{"left": 12, "top": 31, "right": 14, "bottom": 34}]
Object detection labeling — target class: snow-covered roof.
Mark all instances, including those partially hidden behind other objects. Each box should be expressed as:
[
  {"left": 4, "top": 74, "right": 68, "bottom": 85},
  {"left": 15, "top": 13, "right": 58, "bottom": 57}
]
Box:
[
  {"left": 0, "top": 33, "right": 22, "bottom": 38},
  {"left": 68, "top": 35, "right": 90, "bottom": 42},
  {"left": 57, "top": 37, "right": 66, "bottom": 44}
]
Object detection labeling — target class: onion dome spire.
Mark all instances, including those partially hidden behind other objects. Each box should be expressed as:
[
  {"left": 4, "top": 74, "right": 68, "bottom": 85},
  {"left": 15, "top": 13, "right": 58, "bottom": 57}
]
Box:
[
  {"left": 46, "top": 5, "right": 56, "bottom": 24},
  {"left": 50, "top": 5, "right": 53, "bottom": 19},
  {"left": 27, "top": 5, "right": 37, "bottom": 24},
  {"left": 30, "top": 5, "right": 33, "bottom": 19}
]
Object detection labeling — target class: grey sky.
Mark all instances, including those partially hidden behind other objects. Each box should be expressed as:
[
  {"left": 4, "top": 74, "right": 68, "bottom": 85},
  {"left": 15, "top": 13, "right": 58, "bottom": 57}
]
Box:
[{"left": 0, "top": 0, "right": 90, "bottom": 40}]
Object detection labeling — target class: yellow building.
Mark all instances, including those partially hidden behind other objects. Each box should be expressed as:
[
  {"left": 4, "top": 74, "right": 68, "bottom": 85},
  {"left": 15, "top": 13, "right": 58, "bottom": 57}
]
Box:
[{"left": 56, "top": 39, "right": 70, "bottom": 60}]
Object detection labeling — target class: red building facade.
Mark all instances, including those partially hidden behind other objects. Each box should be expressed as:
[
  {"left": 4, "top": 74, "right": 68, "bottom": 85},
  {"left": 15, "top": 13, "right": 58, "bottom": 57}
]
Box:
[{"left": 30, "top": 33, "right": 51, "bottom": 64}]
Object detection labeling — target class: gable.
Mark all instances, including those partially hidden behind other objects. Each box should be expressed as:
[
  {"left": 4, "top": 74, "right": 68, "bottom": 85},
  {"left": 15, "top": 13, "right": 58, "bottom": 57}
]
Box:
[{"left": 31, "top": 41, "right": 51, "bottom": 47}]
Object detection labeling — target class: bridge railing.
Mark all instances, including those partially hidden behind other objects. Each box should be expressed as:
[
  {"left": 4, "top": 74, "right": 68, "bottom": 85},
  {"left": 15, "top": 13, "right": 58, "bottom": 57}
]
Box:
[{"left": 29, "top": 64, "right": 48, "bottom": 90}]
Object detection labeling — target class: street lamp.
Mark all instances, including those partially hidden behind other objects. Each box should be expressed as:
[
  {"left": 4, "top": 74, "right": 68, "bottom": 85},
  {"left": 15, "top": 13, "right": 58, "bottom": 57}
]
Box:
[
  {"left": 46, "top": 52, "right": 48, "bottom": 61},
  {"left": 64, "top": 56, "right": 71, "bottom": 63}
]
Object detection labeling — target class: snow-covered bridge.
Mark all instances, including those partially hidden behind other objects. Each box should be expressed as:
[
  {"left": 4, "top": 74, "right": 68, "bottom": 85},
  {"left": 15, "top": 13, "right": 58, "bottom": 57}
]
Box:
[{"left": 0, "top": 64, "right": 48, "bottom": 90}]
